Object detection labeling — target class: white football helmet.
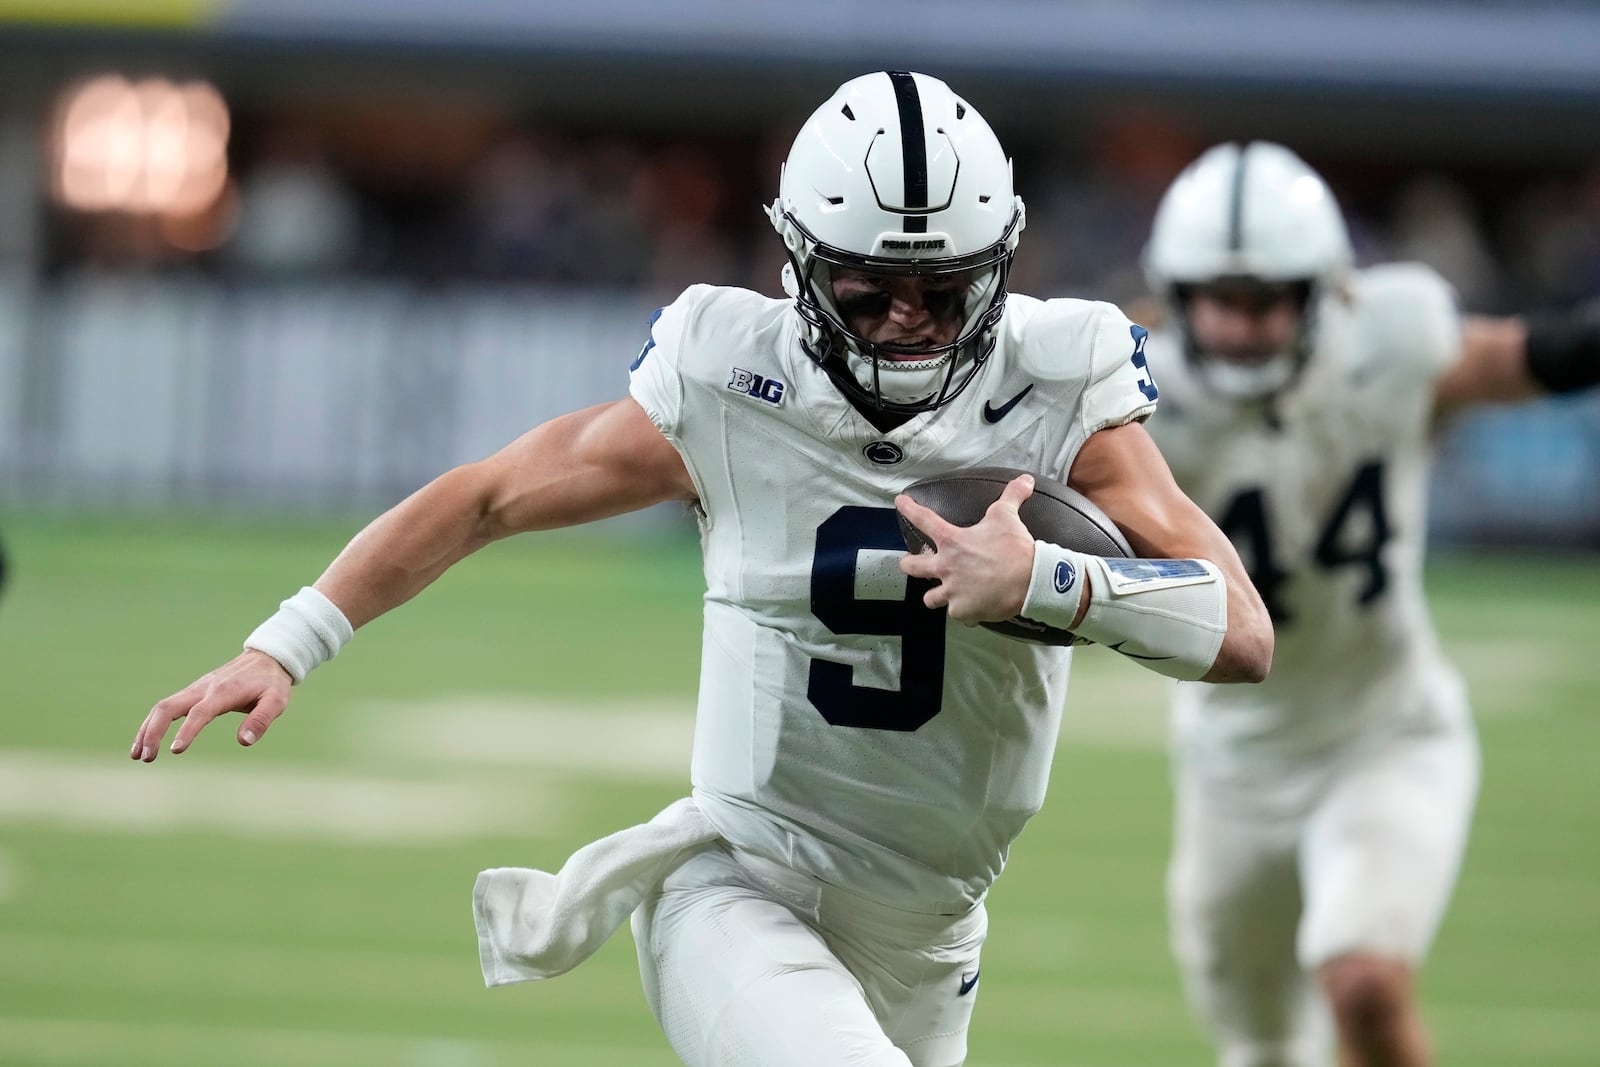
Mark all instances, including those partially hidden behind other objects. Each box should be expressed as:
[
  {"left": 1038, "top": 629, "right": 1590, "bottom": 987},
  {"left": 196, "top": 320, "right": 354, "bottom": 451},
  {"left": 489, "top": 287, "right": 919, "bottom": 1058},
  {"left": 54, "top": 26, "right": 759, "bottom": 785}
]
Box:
[
  {"left": 1143, "top": 141, "right": 1353, "bottom": 400},
  {"left": 768, "top": 70, "right": 1025, "bottom": 413}
]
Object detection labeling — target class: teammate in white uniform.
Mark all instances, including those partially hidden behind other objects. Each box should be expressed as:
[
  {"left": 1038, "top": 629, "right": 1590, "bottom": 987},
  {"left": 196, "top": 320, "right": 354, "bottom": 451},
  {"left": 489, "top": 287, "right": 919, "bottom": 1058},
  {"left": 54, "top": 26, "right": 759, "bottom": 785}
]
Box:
[
  {"left": 1140, "top": 141, "right": 1600, "bottom": 1067},
  {"left": 130, "top": 73, "right": 1271, "bottom": 1066}
]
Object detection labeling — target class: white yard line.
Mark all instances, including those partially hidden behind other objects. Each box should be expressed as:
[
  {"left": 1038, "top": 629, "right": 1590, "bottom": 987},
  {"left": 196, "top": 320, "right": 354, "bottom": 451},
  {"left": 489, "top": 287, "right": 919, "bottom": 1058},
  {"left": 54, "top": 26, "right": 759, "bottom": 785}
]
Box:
[
  {"left": 0, "top": 750, "right": 561, "bottom": 841},
  {"left": 346, "top": 696, "right": 699, "bottom": 778},
  {"left": 0, "top": 1015, "right": 674, "bottom": 1067}
]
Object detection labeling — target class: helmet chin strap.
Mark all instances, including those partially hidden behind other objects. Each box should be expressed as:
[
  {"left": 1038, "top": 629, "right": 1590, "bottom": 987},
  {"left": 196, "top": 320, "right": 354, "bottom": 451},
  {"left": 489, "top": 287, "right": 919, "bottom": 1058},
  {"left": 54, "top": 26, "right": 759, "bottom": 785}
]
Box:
[
  {"left": 1194, "top": 349, "right": 1300, "bottom": 401},
  {"left": 847, "top": 347, "right": 952, "bottom": 406}
]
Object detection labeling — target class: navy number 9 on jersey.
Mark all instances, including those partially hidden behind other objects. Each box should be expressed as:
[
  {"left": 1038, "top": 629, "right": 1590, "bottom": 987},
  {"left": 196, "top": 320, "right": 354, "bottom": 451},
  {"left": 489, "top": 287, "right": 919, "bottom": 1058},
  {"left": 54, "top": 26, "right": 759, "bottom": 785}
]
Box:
[{"left": 808, "top": 507, "right": 946, "bottom": 731}]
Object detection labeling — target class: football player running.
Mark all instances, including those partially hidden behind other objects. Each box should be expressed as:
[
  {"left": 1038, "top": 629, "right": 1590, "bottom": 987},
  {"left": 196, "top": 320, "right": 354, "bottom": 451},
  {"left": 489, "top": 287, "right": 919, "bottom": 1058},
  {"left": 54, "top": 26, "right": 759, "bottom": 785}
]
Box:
[
  {"left": 130, "top": 72, "right": 1271, "bottom": 1066},
  {"left": 1140, "top": 141, "right": 1600, "bottom": 1067}
]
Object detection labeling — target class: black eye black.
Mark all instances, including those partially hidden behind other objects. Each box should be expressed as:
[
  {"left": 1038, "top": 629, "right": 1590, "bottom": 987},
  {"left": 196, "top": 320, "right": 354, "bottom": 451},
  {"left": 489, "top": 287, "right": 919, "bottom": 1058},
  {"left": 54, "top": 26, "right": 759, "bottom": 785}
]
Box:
[
  {"left": 836, "top": 291, "right": 892, "bottom": 319},
  {"left": 923, "top": 288, "right": 963, "bottom": 319}
]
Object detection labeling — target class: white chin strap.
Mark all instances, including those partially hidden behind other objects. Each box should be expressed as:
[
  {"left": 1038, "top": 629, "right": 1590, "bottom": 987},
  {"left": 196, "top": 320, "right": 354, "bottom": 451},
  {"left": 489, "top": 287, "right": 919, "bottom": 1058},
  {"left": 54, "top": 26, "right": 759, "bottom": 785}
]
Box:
[
  {"left": 1196, "top": 350, "right": 1298, "bottom": 401},
  {"left": 845, "top": 347, "right": 955, "bottom": 405}
]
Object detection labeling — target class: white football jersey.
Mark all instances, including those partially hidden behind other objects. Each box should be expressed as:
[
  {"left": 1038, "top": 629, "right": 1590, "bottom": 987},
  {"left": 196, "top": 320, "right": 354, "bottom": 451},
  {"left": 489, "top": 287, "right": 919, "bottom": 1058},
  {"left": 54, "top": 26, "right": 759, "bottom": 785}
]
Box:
[
  {"left": 629, "top": 285, "right": 1158, "bottom": 913},
  {"left": 1145, "top": 264, "right": 1471, "bottom": 789}
]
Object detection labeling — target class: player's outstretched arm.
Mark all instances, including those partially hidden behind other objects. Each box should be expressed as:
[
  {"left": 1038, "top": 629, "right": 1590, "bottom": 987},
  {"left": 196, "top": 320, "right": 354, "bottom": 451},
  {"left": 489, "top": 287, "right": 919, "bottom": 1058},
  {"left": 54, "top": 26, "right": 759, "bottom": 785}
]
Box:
[
  {"left": 314, "top": 397, "right": 696, "bottom": 630},
  {"left": 1067, "top": 421, "right": 1273, "bottom": 684},
  {"left": 132, "top": 397, "right": 695, "bottom": 763},
  {"left": 1434, "top": 297, "right": 1600, "bottom": 420}
]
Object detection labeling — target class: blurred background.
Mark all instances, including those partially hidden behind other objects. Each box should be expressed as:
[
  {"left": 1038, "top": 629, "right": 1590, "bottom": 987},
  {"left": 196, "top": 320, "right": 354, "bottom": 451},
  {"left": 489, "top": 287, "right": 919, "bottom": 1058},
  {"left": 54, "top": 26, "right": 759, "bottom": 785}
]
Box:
[{"left": 0, "top": 2, "right": 1596, "bottom": 1065}]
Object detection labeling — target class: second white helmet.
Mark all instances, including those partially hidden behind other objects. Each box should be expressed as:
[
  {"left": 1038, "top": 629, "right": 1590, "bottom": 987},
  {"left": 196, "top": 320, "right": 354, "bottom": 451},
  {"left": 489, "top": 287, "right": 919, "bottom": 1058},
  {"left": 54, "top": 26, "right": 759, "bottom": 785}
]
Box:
[
  {"left": 1143, "top": 141, "right": 1352, "bottom": 399},
  {"left": 769, "top": 70, "right": 1025, "bottom": 414}
]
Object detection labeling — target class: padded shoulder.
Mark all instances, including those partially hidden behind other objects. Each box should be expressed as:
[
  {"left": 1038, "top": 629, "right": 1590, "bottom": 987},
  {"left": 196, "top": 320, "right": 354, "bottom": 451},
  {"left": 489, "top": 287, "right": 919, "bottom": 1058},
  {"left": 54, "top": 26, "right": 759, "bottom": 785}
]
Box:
[
  {"left": 628, "top": 284, "right": 790, "bottom": 434},
  {"left": 1005, "top": 295, "right": 1161, "bottom": 434},
  {"left": 1347, "top": 263, "right": 1463, "bottom": 382}
]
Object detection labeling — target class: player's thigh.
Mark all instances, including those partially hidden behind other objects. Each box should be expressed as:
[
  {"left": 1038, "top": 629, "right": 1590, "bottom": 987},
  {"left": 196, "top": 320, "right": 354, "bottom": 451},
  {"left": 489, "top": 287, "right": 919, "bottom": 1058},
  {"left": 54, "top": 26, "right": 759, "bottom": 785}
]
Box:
[
  {"left": 1169, "top": 772, "right": 1329, "bottom": 1062},
  {"left": 819, "top": 892, "right": 986, "bottom": 1067},
  {"left": 1299, "top": 717, "right": 1480, "bottom": 968},
  {"left": 633, "top": 850, "right": 914, "bottom": 1067}
]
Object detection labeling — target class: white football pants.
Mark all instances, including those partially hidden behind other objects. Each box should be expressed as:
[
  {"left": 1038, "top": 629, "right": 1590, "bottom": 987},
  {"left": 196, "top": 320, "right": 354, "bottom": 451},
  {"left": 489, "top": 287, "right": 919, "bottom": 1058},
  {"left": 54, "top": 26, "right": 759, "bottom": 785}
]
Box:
[
  {"left": 631, "top": 846, "right": 987, "bottom": 1067},
  {"left": 1167, "top": 703, "right": 1479, "bottom": 1067}
]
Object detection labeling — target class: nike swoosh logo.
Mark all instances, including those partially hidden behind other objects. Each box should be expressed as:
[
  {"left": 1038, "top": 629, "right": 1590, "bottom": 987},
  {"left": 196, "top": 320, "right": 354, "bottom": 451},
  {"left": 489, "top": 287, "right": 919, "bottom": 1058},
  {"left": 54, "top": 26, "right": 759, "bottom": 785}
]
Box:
[
  {"left": 959, "top": 969, "right": 980, "bottom": 996},
  {"left": 982, "top": 384, "right": 1033, "bottom": 423},
  {"left": 1106, "top": 641, "right": 1175, "bottom": 662}
]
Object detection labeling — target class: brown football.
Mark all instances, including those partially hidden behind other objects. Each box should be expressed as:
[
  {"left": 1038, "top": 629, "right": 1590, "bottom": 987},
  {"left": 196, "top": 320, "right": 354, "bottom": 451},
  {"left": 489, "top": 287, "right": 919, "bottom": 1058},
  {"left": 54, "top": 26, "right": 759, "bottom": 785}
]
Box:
[{"left": 898, "top": 466, "right": 1132, "bottom": 645}]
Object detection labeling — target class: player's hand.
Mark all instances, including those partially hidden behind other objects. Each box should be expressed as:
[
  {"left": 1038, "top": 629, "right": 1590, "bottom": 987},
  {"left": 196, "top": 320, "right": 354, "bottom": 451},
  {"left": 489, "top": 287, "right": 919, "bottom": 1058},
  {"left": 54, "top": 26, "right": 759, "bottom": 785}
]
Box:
[
  {"left": 131, "top": 649, "right": 294, "bottom": 762},
  {"left": 896, "top": 473, "right": 1037, "bottom": 622}
]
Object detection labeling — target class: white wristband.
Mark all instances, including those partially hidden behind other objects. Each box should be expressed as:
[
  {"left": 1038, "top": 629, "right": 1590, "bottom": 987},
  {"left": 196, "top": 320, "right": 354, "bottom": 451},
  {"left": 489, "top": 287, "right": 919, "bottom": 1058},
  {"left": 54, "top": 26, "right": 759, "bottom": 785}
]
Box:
[
  {"left": 243, "top": 586, "right": 353, "bottom": 684},
  {"left": 1020, "top": 543, "right": 1090, "bottom": 632}
]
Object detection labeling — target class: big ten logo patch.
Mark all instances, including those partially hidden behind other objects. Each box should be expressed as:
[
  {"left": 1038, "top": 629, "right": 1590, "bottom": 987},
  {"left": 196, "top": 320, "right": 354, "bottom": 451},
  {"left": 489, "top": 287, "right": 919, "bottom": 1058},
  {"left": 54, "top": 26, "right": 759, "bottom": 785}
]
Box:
[{"left": 727, "top": 367, "right": 786, "bottom": 405}]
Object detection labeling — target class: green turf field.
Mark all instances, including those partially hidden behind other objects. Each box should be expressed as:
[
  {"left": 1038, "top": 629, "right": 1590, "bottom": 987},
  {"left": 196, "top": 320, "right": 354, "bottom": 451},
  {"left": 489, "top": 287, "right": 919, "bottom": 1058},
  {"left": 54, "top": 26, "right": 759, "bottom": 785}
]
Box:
[{"left": 0, "top": 511, "right": 1595, "bottom": 1065}]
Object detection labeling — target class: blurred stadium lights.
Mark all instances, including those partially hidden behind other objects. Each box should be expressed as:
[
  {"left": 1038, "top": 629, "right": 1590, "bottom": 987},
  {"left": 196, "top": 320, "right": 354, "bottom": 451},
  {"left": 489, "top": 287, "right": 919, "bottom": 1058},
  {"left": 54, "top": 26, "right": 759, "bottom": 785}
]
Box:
[
  {"left": 42, "top": 73, "right": 237, "bottom": 255},
  {"left": 49, "top": 76, "right": 229, "bottom": 220}
]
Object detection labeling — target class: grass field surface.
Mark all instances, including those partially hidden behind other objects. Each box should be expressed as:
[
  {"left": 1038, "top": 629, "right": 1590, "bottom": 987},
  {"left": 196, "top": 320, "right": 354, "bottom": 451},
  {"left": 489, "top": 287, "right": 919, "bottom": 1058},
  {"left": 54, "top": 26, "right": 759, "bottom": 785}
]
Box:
[{"left": 0, "top": 511, "right": 1595, "bottom": 1065}]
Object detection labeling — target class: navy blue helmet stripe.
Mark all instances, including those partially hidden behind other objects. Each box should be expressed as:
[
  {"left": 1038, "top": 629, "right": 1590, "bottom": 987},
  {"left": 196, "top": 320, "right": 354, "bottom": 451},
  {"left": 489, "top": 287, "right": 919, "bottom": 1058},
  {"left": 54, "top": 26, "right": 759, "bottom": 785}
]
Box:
[
  {"left": 1227, "top": 143, "right": 1250, "bottom": 252},
  {"left": 888, "top": 71, "right": 928, "bottom": 233}
]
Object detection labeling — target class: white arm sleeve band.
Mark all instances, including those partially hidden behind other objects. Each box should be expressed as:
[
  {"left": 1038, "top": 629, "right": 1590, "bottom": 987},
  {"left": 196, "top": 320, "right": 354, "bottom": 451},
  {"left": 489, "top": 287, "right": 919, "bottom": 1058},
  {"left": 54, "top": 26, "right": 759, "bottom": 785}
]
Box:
[
  {"left": 243, "top": 586, "right": 354, "bottom": 685},
  {"left": 1021, "top": 543, "right": 1227, "bottom": 681}
]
